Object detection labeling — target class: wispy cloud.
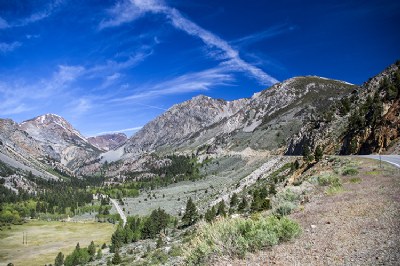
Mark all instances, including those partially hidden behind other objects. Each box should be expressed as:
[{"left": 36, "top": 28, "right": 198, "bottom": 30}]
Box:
[
  {"left": 231, "top": 24, "right": 297, "bottom": 46},
  {"left": 0, "top": 64, "right": 84, "bottom": 116},
  {"left": 100, "top": 0, "right": 279, "bottom": 85},
  {"left": 113, "top": 66, "right": 234, "bottom": 101},
  {"left": 88, "top": 50, "right": 152, "bottom": 78},
  {"left": 95, "top": 126, "right": 143, "bottom": 136},
  {"left": 0, "top": 41, "right": 22, "bottom": 53},
  {"left": 0, "top": 0, "right": 65, "bottom": 29},
  {"left": 68, "top": 98, "right": 93, "bottom": 116}
]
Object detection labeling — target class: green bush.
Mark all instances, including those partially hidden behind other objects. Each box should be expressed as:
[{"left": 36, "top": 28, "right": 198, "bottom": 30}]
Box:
[
  {"left": 317, "top": 174, "right": 341, "bottom": 187},
  {"left": 342, "top": 168, "right": 359, "bottom": 176},
  {"left": 273, "top": 202, "right": 296, "bottom": 217},
  {"left": 185, "top": 215, "right": 301, "bottom": 265}
]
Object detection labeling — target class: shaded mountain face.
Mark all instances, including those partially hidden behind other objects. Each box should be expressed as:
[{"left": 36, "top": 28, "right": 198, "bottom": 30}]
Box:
[{"left": 88, "top": 133, "right": 127, "bottom": 151}]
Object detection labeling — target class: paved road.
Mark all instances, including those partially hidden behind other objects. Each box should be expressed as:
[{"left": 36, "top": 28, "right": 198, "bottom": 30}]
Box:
[
  {"left": 360, "top": 155, "right": 400, "bottom": 168},
  {"left": 109, "top": 198, "right": 127, "bottom": 227}
]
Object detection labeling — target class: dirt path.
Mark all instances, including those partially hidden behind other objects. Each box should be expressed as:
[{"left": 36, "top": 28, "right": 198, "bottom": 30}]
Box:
[{"left": 225, "top": 157, "right": 400, "bottom": 265}]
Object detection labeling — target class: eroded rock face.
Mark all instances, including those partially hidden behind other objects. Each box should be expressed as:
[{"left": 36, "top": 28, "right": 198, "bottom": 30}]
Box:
[
  {"left": 88, "top": 133, "right": 127, "bottom": 151},
  {"left": 123, "top": 95, "right": 248, "bottom": 156},
  {"left": 286, "top": 63, "right": 400, "bottom": 155},
  {"left": 120, "top": 76, "right": 355, "bottom": 160}
]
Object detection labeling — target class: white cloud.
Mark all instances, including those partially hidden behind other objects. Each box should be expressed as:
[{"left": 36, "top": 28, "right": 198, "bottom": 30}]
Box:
[
  {"left": 0, "top": 42, "right": 22, "bottom": 53},
  {"left": 231, "top": 24, "right": 296, "bottom": 47},
  {"left": 87, "top": 50, "right": 152, "bottom": 78},
  {"left": 72, "top": 98, "right": 93, "bottom": 114},
  {"left": 95, "top": 126, "right": 143, "bottom": 136},
  {"left": 100, "top": 0, "right": 279, "bottom": 85},
  {"left": 113, "top": 66, "right": 234, "bottom": 101},
  {"left": 15, "top": 0, "right": 65, "bottom": 28},
  {"left": 0, "top": 0, "right": 65, "bottom": 30}
]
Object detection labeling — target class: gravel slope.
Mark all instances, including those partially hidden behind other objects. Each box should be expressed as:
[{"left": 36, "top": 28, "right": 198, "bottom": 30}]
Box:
[{"left": 223, "top": 157, "right": 400, "bottom": 265}]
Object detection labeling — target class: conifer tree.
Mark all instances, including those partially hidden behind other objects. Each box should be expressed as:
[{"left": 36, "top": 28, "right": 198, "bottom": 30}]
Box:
[
  {"left": 217, "top": 200, "right": 226, "bottom": 217},
  {"left": 88, "top": 241, "right": 96, "bottom": 257},
  {"left": 238, "top": 197, "right": 248, "bottom": 212},
  {"left": 54, "top": 252, "right": 64, "bottom": 266},
  {"left": 230, "top": 193, "right": 238, "bottom": 207},
  {"left": 315, "top": 145, "right": 323, "bottom": 162},
  {"left": 112, "top": 250, "right": 121, "bottom": 265},
  {"left": 182, "top": 197, "right": 199, "bottom": 226},
  {"left": 204, "top": 206, "right": 216, "bottom": 223}
]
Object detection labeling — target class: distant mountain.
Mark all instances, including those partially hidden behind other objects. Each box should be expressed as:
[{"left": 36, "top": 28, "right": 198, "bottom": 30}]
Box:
[
  {"left": 88, "top": 133, "right": 127, "bottom": 151},
  {"left": 1, "top": 62, "right": 399, "bottom": 179},
  {"left": 0, "top": 114, "right": 101, "bottom": 177},
  {"left": 115, "top": 76, "right": 356, "bottom": 159}
]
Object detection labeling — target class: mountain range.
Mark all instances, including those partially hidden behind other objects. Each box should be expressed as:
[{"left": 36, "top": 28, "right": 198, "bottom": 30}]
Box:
[{"left": 1, "top": 61, "right": 399, "bottom": 180}]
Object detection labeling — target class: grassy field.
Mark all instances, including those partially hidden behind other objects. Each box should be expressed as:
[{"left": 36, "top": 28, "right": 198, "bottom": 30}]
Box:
[{"left": 0, "top": 220, "right": 115, "bottom": 266}]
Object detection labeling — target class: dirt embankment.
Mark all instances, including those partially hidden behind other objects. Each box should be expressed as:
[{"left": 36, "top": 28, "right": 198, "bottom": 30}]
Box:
[{"left": 221, "top": 157, "right": 400, "bottom": 265}]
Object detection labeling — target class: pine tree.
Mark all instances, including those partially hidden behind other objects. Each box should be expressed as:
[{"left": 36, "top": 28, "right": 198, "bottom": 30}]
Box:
[
  {"left": 302, "top": 145, "right": 312, "bottom": 162},
  {"left": 182, "top": 197, "right": 199, "bottom": 226},
  {"left": 230, "top": 193, "right": 238, "bottom": 207},
  {"left": 112, "top": 250, "right": 121, "bottom": 265},
  {"left": 217, "top": 201, "right": 226, "bottom": 217},
  {"left": 204, "top": 206, "right": 216, "bottom": 223},
  {"left": 315, "top": 145, "right": 323, "bottom": 162},
  {"left": 54, "top": 252, "right": 64, "bottom": 266},
  {"left": 96, "top": 248, "right": 103, "bottom": 259},
  {"left": 238, "top": 197, "right": 248, "bottom": 212},
  {"left": 269, "top": 183, "right": 277, "bottom": 195},
  {"left": 88, "top": 241, "right": 96, "bottom": 257},
  {"left": 156, "top": 236, "right": 163, "bottom": 248}
]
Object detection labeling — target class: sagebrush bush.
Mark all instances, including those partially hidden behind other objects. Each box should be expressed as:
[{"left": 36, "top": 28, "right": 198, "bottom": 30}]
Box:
[
  {"left": 317, "top": 174, "right": 341, "bottom": 187},
  {"left": 342, "top": 168, "right": 359, "bottom": 176},
  {"left": 279, "top": 189, "right": 300, "bottom": 202},
  {"left": 273, "top": 201, "right": 297, "bottom": 217},
  {"left": 185, "top": 215, "right": 301, "bottom": 265}
]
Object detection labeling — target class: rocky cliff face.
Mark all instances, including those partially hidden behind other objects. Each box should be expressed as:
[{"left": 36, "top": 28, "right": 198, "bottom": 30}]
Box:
[
  {"left": 286, "top": 62, "right": 400, "bottom": 155},
  {"left": 122, "top": 95, "right": 247, "bottom": 156},
  {"left": 88, "top": 133, "right": 127, "bottom": 151}
]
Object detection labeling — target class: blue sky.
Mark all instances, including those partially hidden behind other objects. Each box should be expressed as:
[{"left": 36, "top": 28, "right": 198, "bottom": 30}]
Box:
[{"left": 0, "top": 0, "right": 399, "bottom": 136}]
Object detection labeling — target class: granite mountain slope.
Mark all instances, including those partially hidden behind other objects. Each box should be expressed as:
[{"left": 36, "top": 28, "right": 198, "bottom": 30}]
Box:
[{"left": 1, "top": 62, "right": 399, "bottom": 179}]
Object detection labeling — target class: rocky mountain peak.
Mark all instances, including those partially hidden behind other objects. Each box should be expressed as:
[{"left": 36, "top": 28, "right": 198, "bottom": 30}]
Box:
[{"left": 20, "top": 113, "right": 87, "bottom": 142}]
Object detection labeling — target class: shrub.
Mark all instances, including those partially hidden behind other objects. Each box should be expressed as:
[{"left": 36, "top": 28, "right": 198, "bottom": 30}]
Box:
[
  {"left": 317, "top": 174, "right": 341, "bottom": 187},
  {"left": 185, "top": 215, "right": 301, "bottom": 264},
  {"left": 342, "top": 168, "right": 358, "bottom": 176},
  {"left": 349, "top": 177, "right": 362, "bottom": 183},
  {"left": 273, "top": 202, "right": 296, "bottom": 217},
  {"left": 279, "top": 189, "right": 300, "bottom": 203},
  {"left": 168, "top": 245, "right": 183, "bottom": 257}
]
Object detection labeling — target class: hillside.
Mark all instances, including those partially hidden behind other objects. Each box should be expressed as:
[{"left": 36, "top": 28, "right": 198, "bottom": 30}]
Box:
[{"left": 0, "top": 62, "right": 399, "bottom": 266}]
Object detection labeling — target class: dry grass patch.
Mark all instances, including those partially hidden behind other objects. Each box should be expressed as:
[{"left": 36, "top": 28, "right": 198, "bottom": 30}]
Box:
[{"left": 0, "top": 220, "right": 114, "bottom": 266}]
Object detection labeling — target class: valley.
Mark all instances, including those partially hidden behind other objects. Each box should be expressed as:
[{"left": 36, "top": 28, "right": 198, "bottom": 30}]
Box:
[{"left": 0, "top": 62, "right": 399, "bottom": 265}]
